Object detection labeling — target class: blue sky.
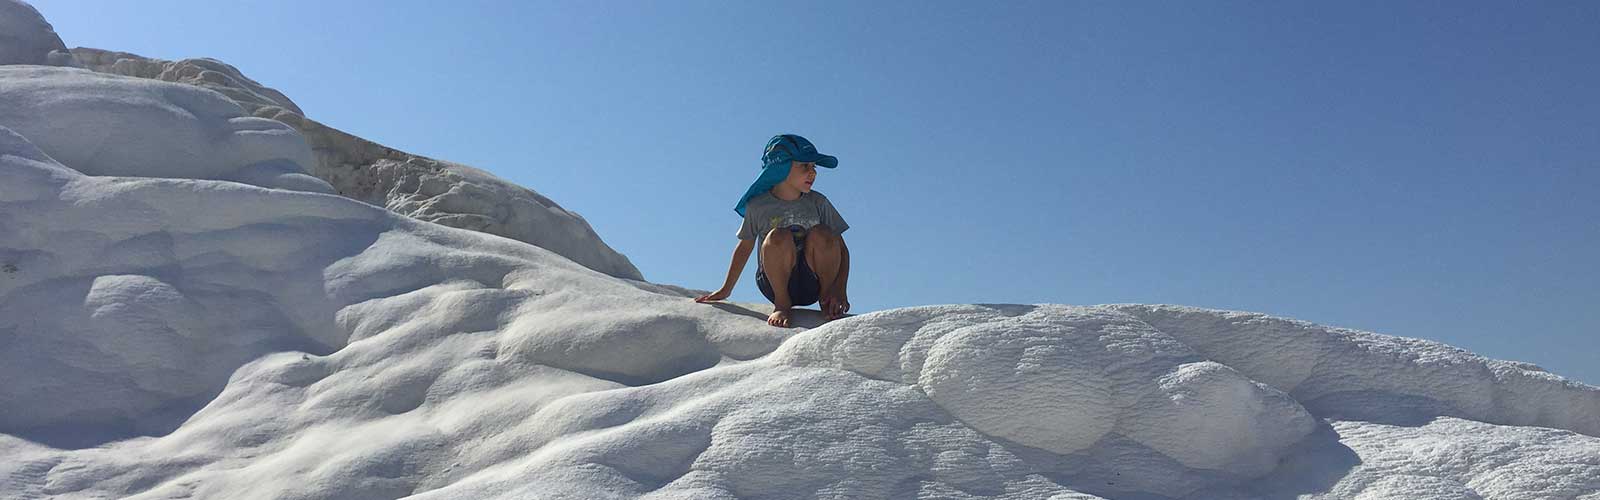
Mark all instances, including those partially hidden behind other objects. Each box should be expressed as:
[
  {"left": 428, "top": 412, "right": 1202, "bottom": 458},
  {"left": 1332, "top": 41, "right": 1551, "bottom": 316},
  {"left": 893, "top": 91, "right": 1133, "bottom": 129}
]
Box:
[{"left": 36, "top": 1, "right": 1598, "bottom": 384}]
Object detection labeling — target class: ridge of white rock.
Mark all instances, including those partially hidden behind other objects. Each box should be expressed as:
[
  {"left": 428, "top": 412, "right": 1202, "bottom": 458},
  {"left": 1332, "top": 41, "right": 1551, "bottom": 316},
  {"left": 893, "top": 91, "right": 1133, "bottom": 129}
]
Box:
[
  {"left": 1109, "top": 305, "right": 1600, "bottom": 437},
  {"left": 59, "top": 45, "right": 644, "bottom": 281},
  {"left": 71, "top": 47, "right": 304, "bottom": 115},
  {"left": 0, "top": 66, "right": 334, "bottom": 194}
]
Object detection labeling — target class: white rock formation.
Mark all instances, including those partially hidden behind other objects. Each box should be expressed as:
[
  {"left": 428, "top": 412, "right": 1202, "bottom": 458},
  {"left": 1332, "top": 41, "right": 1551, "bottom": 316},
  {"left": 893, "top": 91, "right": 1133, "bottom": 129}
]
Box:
[
  {"left": 1111, "top": 304, "right": 1600, "bottom": 437},
  {"left": 4, "top": 111, "right": 1598, "bottom": 497},
  {"left": 72, "top": 47, "right": 303, "bottom": 114},
  {"left": 2, "top": 2, "right": 1598, "bottom": 499},
  {"left": 0, "top": 66, "right": 334, "bottom": 194},
  {"left": 62, "top": 46, "right": 644, "bottom": 281},
  {"left": 3, "top": 112, "right": 1599, "bottom": 498},
  {"left": 0, "top": 0, "right": 72, "bottom": 66}
]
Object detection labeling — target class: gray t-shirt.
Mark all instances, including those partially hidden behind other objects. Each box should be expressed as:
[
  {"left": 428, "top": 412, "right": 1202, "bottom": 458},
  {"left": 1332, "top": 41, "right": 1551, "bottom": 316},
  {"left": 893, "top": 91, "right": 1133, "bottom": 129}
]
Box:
[{"left": 737, "top": 190, "right": 850, "bottom": 269}]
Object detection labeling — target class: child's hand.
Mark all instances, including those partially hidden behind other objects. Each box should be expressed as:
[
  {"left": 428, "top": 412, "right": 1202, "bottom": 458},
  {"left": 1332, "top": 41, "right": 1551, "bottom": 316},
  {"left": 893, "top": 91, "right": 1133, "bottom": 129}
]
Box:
[
  {"left": 695, "top": 288, "right": 731, "bottom": 303},
  {"left": 822, "top": 295, "right": 850, "bottom": 320}
]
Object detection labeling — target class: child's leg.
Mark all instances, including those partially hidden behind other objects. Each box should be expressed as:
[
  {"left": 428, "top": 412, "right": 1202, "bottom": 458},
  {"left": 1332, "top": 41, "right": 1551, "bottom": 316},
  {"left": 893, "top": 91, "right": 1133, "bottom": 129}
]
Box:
[
  {"left": 804, "top": 224, "right": 841, "bottom": 298},
  {"left": 760, "top": 228, "right": 797, "bottom": 325},
  {"left": 804, "top": 224, "right": 848, "bottom": 319}
]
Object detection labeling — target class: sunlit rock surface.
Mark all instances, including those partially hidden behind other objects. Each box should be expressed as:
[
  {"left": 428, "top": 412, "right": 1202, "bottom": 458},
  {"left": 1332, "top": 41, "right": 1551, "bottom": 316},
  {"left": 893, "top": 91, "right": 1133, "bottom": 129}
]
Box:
[
  {"left": 2, "top": 1, "right": 1597, "bottom": 499},
  {"left": 64, "top": 46, "right": 643, "bottom": 281}
]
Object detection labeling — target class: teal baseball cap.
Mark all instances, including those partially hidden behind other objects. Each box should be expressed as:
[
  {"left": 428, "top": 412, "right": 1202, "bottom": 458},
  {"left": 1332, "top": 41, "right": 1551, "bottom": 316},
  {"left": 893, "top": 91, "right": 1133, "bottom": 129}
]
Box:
[{"left": 762, "top": 134, "right": 838, "bottom": 168}]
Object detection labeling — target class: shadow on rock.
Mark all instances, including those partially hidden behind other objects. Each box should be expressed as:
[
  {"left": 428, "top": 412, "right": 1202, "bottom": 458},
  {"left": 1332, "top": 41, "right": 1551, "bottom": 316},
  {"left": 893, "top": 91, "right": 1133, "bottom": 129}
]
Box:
[
  {"left": 1301, "top": 390, "right": 1465, "bottom": 428},
  {"left": 1216, "top": 421, "right": 1363, "bottom": 499},
  {"left": 704, "top": 301, "right": 855, "bottom": 329}
]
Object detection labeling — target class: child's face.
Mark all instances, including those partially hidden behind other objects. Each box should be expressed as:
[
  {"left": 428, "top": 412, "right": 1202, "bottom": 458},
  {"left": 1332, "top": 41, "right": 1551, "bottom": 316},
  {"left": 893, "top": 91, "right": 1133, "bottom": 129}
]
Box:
[{"left": 784, "top": 160, "right": 818, "bottom": 193}]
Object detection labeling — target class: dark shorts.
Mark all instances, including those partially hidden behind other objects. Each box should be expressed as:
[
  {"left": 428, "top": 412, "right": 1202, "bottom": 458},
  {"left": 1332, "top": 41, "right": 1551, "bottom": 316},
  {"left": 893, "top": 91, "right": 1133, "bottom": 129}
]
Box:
[{"left": 756, "top": 235, "right": 821, "bottom": 307}]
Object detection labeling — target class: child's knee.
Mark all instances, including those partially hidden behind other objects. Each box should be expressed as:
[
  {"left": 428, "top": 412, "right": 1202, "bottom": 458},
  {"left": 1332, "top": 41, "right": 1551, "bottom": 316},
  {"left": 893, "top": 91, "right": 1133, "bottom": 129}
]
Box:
[
  {"left": 761, "top": 230, "right": 797, "bottom": 259},
  {"left": 804, "top": 224, "right": 839, "bottom": 248},
  {"left": 762, "top": 228, "right": 796, "bottom": 249}
]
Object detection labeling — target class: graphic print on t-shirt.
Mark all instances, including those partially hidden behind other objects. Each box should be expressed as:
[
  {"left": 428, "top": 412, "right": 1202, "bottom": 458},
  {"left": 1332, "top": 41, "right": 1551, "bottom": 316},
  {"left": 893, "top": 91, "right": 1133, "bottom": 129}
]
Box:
[
  {"left": 737, "top": 191, "right": 849, "bottom": 269},
  {"left": 753, "top": 207, "right": 820, "bottom": 240}
]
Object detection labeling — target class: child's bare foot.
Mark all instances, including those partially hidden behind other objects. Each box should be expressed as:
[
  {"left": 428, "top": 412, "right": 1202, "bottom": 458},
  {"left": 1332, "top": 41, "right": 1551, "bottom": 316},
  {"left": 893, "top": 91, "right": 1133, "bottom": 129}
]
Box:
[{"left": 767, "top": 308, "right": 793, "bottom": 328}]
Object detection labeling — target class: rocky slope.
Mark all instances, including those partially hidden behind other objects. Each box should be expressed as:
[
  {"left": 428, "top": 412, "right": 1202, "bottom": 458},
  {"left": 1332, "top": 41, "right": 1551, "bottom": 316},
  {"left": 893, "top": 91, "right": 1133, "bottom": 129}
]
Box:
[{"left": 2, "top": 4, "right": 640, "bottom": 280}]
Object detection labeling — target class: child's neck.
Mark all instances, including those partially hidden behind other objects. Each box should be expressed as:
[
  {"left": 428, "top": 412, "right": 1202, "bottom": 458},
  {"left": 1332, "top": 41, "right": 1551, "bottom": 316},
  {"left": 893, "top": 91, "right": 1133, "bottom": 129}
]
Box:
[{"left": 770, "top": 184, "right": 804, "bottom": 201}]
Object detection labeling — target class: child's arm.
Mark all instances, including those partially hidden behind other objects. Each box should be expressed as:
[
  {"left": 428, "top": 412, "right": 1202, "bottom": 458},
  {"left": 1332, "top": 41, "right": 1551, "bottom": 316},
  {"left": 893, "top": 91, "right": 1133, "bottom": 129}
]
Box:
[{"left": 695, "top": 239, "right": 756, "bottom": 302}]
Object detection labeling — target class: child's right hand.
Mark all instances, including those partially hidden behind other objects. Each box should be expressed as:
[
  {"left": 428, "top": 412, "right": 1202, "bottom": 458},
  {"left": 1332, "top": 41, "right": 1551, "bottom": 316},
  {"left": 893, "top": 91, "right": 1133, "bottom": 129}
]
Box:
[{"left": 694, "top": 288, "right": 731, "bottom": 303}]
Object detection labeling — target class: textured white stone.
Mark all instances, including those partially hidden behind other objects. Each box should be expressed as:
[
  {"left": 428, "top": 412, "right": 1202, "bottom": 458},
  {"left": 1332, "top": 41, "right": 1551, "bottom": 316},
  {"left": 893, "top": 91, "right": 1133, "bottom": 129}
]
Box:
[
  {"left": 1112, "top": 304, "right": 1600, "bottom": 437},
  {"left": 0, "top": 66, "right": 334, "bottom": 194},
  {"left": 71, "top": 47, "right": 303, "bottom": 114},
  {"left": 3, "top": 125, "right": 1598, "bottom": 497},
  {"left": 772, "top": 305, "right": 1321, "bottom": 497},
  {"left": 59, "top": 47, "right": 644, "bottom": 281},
  {"left": 1192, "top": 418, "right": 1600, "bottom": 499}
]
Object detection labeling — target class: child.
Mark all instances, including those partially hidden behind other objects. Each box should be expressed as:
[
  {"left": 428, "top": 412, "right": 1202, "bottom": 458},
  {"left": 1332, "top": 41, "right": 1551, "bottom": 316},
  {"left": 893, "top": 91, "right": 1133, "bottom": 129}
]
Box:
[{"left": 695, "top": 134, "right": 851, "bottom": 328}]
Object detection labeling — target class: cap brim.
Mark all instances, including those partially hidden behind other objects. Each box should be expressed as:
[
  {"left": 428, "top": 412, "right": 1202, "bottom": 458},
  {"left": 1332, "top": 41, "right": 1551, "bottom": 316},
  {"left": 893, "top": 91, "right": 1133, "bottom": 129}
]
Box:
[{"left": 800, "top": 153, "right": 839, "bottom": 168}]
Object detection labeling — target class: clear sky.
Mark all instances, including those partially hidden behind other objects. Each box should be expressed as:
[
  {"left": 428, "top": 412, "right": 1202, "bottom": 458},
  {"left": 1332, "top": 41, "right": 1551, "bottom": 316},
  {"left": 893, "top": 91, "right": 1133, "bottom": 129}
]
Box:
[{"left": 35, "top": 1, "right": 1599, "bottom": 384}]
